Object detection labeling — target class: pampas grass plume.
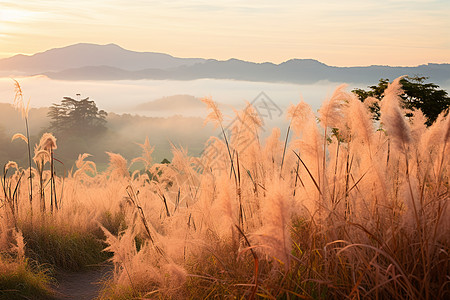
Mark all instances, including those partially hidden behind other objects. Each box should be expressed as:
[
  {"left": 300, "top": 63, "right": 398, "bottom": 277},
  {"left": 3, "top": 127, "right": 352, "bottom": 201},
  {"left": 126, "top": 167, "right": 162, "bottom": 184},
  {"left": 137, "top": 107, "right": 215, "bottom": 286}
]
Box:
[
  {"left": 106, "top": 152, "right": 129, "bottom": 179},
  {"left": 201, "top": 96, "right": 223, "bottom": 128},
  {"left": 380, "top": 77, "right": 412, "bottom": 151},
  {"left": 253, "top": 177, "right": 291, "bottom": 269}
]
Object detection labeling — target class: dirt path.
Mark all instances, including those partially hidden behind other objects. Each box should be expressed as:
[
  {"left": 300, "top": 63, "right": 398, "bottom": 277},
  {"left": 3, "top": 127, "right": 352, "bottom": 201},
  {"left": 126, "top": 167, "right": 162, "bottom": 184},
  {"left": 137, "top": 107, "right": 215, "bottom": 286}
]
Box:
[{"left": 54, "top": 265, "right": 113, "bottom": 300}]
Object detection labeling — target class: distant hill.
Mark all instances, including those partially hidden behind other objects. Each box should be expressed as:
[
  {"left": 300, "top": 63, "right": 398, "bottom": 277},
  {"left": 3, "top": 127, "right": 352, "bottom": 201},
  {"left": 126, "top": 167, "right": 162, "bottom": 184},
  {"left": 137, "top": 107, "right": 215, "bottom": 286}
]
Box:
[
  {"left": 135, "top": 95, "right": 204, "bottom": 112},
  {"left": 0, "top": 43, "right": 205, "bottom": 74},
  {"left": 1, "top": 43, "right": 449, "bottom": 85}
]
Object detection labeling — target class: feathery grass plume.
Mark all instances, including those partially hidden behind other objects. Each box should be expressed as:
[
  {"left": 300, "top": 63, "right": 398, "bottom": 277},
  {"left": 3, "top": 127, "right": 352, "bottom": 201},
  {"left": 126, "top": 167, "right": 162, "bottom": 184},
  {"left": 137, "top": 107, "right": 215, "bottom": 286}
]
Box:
[
  {"left": 211, "top": 173, "right": 238, "bottom": 238},
  {"left": 106, "top": 152, "right": 130, "bottom": 179},
  {"left": 280, "top": 100, "right": 312, "bottom": 177},
  {"left": 37, "top": 134, "right": 58, "bottom": 213},
  {"left": 318, "top": 84, "right": 350, "bottom": 130},
  {"left": 286, "top": 101, "right": 319, "bottom": 162},
  {"left": 73, "top": 153, "right": 97, "bottom": 184},
  {"left": 263, "top": 128, "right": 282, "bottom": 167},
  {"left": 408, "top": 110, "right": 431, "bottom": 183},
  {"left": 75, "top": 153, "right": 97, "bottom": 175},
  {"left": 433, "top": 112, "right": 450, "bottom": 190},
  {"left": 160, "top": 262, "right": 187, "bottom": 297},
  {"left": 230, "top": 104, "right": 260, "bottom": 147},
  {"left": 416, "top": 114, "right": 443, "bottom": 170},
  {"left": 149, "top": 163, "right": 176, "bottom": 191},
  {"left": 33, "top": 139, "right": 51, "bottom": 212},
  {"left": 251, "top": 176, "right": 291, "bottom": 270},
  {"left": 171, "top": 146, "right": 197, "bottom": 184},
  {"left": 291, "top": 109, "right": 323, "bottom": 195},
  {"left": 131, "top": 136, "right": 154, "bottom": 171},
  {"left": 33, "top": 133, "right": 57, "bottom": 178},
  {"left": 37, "top": 132, "right": 57, "bottom": 151},
  {"left": 401, "top": 176, "right": 421, "bottom": 229},
  {"left": 201, "top": 96, "right": 223, "bottom": 128},
  {"left": 343, "top": 95, "right": 379, "bottom": 207},
  {"left": 5, "top": 161, "right": 18, "bottom": 173},
  {"left": 33, "top": 134, "right": 57, "bottom": 166},
  {"left": 241, "top": 102, "right": 263, "bottom": 129},
  {"left": 170, "top": 146, "right": 190, "bottom": 172},
  {"left": 122, "top": 249, "right": 162, "bottom": 295},
  {"left": 318, "top": 85, "right": 351, "bottom": 198},
  {"left": 286, "top": 100, "right": 314, "bottom": 136},
  {"left": 347, "top": 93, "right": 374, "bottom": 145},
  {"left": 442, "top": 110, "right": 450, "bottom": 150},
  {"left": 380, "top": 77, "right": 412, "bottom": 151},
  {"left": 194, "top": 169, "right": 217, "bottom": 229},
  {"left": 226, "top": 105, "right": 264, "bottom": 228},
  {"left": 11, "top": 80, "right": 34, "bottom": 218},
  {"left": 11, "top": 133, "right": 28, "bottom": 144},
  {"left": 102, "top": 226, "right": 137, "bottom": 272},
  {"left": 199, "top": 136, "right": 228, "bottom": 173},
  {"left": 102, "top": 226, "right": 143, "bottom": 291},
  {"left": 33, "top": 149, "right": 51, "bottom": 163},
  {"left": 12, "top": 79, "right": 30, "bottom": 120},
  {"left": 410, "top": 109, "right": 427, "bottom": 143},
  {"left": 230, "top": 103, "right": 262, "bottom": 167},
  {"left": 364, "top": 96, "right": 379, "bottom": 110},
  {"left": 102, "top": 226, "right": 179, "bottom": 297},
  {"left": 201, "top": 96, "right": 238, "bottom": 180},
  {"left": 444, "top": 112, "right": 450, "bottom": 143},
  {"left": 163, "top": 146, "right": 200, "bottom": 210}
]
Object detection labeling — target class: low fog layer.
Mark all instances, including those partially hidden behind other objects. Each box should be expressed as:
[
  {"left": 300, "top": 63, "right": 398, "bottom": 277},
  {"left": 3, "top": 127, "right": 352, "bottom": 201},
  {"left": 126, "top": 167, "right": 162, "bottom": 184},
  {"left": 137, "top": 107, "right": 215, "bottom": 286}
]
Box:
[
  {"left": 135, "top": 94, "right": 207, "bottom": 114},
  {"left": 0, "top": 76, "right": 333, "bottom": 171},
  {"left": 0, "top": 76, "right": 352, "bottom": 115},
  {"left": 0, "top": 103, "right": 216, "bottom": 171}
]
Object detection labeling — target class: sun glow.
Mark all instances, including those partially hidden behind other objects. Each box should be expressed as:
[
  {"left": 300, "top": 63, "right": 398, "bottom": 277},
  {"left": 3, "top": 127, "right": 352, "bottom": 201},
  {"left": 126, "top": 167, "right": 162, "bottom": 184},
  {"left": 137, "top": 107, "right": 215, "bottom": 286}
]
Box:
[
  {"left": 0, "top": 7, "right": 44, "bottom": 45},
  {"left": 0, "top": 8, "right": 38, "bottom": 23}
]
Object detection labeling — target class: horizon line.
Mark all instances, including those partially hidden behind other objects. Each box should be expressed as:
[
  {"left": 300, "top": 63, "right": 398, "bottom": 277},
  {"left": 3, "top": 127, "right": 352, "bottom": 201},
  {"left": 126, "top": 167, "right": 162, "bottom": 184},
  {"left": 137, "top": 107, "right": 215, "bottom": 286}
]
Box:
[{"left": 1, "top": 42, "right": 448, "bottom": 69}]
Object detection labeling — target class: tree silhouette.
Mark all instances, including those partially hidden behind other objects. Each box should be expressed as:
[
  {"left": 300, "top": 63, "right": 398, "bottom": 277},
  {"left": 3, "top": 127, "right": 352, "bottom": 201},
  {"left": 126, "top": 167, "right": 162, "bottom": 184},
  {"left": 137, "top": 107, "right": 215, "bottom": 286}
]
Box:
[
  {"left": 352, "top": 76, "right": 450, "bottom": 125},
  {"left": 48, "top": 97, "right": 107, "bottom": 135}
]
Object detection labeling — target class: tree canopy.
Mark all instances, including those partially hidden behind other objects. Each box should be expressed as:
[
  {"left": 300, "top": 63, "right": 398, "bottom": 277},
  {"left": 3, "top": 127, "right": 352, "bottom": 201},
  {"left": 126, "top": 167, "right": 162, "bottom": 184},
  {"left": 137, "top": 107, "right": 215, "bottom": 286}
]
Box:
[
  {"left": 48, "top": 97, "right": 107, "bottom": 135},
  {"left": 352, "top": 76, "right": 450, "bottom": 126}
]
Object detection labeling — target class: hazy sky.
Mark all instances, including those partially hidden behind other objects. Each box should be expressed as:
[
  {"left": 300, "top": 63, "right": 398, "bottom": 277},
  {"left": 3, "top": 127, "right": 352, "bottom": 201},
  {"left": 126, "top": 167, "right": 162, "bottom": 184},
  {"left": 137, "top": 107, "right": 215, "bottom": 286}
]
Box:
[{"left": 0, "top": 0, "right": 449, "bottom": 66}]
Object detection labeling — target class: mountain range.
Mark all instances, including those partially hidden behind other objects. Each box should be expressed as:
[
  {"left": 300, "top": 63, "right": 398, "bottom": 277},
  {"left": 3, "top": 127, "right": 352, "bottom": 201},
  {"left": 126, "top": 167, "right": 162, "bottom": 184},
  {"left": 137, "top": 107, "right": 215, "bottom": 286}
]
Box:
[{"left": 1, "top": 43, "right": 449, "bottom": 85}]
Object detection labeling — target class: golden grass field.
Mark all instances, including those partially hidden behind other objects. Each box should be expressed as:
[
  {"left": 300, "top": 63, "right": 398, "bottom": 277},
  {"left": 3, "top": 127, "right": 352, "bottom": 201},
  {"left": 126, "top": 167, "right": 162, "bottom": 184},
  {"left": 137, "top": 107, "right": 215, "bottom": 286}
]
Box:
[{"left": 1, "top": 78, "right": 449, "bottom": 299}]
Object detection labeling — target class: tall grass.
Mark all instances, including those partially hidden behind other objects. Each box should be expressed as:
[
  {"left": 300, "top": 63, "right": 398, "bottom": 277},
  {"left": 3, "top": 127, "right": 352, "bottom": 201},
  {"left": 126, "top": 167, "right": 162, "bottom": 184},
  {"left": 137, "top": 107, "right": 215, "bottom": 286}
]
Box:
[
  {"left": 11, "top": 80, "right": 33, "bottom": 220},
  {"left": 1, "top": 78, "right": 448, "bottom": 299}
]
